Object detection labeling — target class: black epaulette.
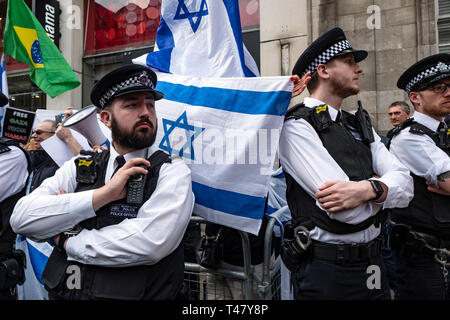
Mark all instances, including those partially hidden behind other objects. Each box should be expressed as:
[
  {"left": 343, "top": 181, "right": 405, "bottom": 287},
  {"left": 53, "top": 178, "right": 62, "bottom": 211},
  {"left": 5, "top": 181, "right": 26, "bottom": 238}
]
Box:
[
  {"left": 386, "top": 117, "right": 446, "bottom": 150},
  {"left": 0, "top": 137, "right": 31, "bottom": 173},
  {"left": 285, "top": 103, "right": 334, "bottom": 133},
  {"left": 0, "top": 137, "right": 16, "bottom": 154},
  {"left": 284, "top": 103, "right": 310, "bottom": 122},
  {"left": 386, "top": 118, "right": 417, "bottom": 149},
  {"left": 0, "top": 144, "right": 11, "bottom": 154}
]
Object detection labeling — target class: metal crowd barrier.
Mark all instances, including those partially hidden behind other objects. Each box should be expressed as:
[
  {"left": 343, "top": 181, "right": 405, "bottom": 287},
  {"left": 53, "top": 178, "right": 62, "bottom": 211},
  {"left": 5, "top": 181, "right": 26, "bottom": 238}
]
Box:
[{"left": 183, "top": 216, "right": 282, "bottom": 300}]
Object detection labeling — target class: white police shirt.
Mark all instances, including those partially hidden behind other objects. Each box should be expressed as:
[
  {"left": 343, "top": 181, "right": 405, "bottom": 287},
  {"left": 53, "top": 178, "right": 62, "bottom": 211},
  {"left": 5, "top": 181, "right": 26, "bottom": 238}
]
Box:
[
  {"left": 11, "top": 144, "right": 194, "bottom": 267},
  {"left": 390, "top": 111, "right": 450, "bottom": 186},
  {"left": 0, "top": 145, "right": 28, "bottom": 203},
  {"left": 279, "top": 97, "right": 413, "bottom": 244}
]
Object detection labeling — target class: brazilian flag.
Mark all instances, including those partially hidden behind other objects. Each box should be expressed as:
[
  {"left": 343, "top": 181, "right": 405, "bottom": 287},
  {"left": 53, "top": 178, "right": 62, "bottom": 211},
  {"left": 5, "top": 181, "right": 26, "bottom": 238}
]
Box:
[{"left": 3, "top": 0, "right": 80, "bottom": 98}]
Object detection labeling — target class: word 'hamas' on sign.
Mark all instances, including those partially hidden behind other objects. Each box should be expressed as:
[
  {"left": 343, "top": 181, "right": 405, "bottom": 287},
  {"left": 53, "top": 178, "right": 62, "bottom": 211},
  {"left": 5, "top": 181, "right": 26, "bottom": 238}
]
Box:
[{"left": 2, "top": 107, "right": 35, "bottom": 144}]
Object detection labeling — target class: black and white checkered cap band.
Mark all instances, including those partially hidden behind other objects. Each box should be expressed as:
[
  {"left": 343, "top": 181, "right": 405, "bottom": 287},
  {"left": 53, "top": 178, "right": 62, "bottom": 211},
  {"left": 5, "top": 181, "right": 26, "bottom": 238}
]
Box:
[
  {"left": 98, "top": 71, "right": 154, "bottom": 108},
  {"left": 302, "top": 40, "right": 353, "bottom": 77},
  {"left": 405, "top": 62, "right": 450, "bottom": 93}
]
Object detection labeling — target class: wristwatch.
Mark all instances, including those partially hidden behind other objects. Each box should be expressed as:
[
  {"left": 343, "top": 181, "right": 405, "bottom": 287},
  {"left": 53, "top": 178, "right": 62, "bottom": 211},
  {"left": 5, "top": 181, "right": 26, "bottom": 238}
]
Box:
[{"left": 368, "top": 179, "right": 384, "bottom": 201}]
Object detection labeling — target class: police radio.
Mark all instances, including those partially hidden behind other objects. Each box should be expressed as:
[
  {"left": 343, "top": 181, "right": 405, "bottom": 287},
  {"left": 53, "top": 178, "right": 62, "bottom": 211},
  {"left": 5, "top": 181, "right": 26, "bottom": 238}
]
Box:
[
  {"left": 355, "top": 100, "right": 375, "bottom": 144},
  {"left": 126, "top": 150, "right": 148, "bottom": 205}
]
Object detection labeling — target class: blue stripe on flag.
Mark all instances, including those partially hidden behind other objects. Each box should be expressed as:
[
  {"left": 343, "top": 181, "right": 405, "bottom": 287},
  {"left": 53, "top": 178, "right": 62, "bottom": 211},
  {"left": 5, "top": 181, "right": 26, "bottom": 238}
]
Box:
[
  {"left": 222, "top": 0, "right": 256, "bottom": 77},
  {"left": 26, "top": 241, "right": 49, "bottom": 285},
  {"left": 192, "top": 181, "right": 266, "bottom": 220},
  {"left": 156, "top": 81, "right": 291, "bottom": 116},
  {"left": 147, "top": 18, "right": 174, "bottom": 73}
]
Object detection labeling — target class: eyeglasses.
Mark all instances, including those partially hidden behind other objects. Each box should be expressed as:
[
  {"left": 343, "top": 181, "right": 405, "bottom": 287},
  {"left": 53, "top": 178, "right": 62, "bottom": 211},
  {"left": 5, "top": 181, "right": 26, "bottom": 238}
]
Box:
[
  {"left": 419, "top": 82, "right": 450, "bottom": 94},
  {"left": 32, "top": 130, "right": 55, "bottom": 135}
]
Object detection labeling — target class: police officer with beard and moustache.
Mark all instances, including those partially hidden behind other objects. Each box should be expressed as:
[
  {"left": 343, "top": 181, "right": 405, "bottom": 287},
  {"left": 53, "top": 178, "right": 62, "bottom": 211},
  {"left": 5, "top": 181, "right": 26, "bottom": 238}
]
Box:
[
  {"left": 278, "top": 27, "right": 414, "bottom": 300},
  {"left": 0, "top": 92, "right": 28, "bottom": 300},
  {"left": 388, "top": 53, "right": 450, "bottom": 300},
  {"left": 10, "top": 64, "right": 194, "bottom": 300}
]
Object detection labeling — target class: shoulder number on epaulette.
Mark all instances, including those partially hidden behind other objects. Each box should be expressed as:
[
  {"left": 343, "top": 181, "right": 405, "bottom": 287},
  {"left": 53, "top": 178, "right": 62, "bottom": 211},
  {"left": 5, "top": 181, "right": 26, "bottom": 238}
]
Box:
[{"left": 0, "top": 145, "right": 11, "bottom": 154}]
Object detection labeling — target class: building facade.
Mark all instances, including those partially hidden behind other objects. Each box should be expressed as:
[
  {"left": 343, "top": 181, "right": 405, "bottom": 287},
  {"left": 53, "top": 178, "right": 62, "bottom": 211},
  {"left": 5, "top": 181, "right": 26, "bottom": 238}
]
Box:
[{"left": 1, "top": 0, "right": 449, "bottom": 134}]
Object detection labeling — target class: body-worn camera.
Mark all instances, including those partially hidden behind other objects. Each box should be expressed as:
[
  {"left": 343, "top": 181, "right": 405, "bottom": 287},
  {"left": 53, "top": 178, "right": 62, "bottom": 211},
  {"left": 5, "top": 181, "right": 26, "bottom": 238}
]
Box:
[
  {"left": 355, "top": 100, "right": 375, "bottom": 144},
  {"left": 75, "top": 151, "right": 97, "bottom": 184},
  {"left": 280, "top": 221, "right": 311, "bottom": 272}
]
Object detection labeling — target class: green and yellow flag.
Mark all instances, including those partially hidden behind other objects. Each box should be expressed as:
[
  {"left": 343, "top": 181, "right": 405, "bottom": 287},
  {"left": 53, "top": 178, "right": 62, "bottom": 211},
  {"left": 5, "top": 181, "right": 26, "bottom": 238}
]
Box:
[{"left": 3, "top": 0, "right": 80, "bottom": 98}]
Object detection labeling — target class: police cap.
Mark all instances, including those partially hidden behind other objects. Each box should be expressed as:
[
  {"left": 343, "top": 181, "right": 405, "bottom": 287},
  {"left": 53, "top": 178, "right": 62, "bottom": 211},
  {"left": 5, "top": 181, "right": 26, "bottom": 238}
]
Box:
[
  {"left": 91, "top": 64, "right": 164, "bottom": 109},
  {"left": 292, "top": 27, "right": 368, "bottom": 78},
  {"left": 397, "top": 53, "right": 450, "bottom": 93}
]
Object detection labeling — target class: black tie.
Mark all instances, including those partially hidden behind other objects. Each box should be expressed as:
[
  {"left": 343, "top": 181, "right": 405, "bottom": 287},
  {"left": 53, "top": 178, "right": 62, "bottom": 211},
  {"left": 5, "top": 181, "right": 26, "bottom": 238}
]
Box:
[
  {"left": 112, "top": 155, "right": 126, "bottom": 177},
  {"left": 437, "top": 122, "right": 447, "bottom": 133},
  {"left": 335, "top": 111, "right": 342, "bottom": 126}
]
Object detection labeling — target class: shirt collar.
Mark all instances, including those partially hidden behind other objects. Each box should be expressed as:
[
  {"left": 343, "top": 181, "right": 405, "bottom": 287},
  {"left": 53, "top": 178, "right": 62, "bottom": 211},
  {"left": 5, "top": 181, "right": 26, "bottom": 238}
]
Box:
[
  {"left": 304, "top": 97, "right": 340, "bottom": 121},
  {"left": 413, "top": 111, "right": 442, "bottom": 132},
  {"left": 109, "top": 144, "right": 158, "bottom": 167}
]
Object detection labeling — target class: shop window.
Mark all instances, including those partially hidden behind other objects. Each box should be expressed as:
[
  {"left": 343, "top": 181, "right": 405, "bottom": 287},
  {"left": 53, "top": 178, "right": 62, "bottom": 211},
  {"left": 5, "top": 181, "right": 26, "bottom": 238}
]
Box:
[
  {"left": 84, "top": 0, "right": 162, "bottom": 56},
  {"left": 239, "top": 0, "right": 259, "bottom": 30},
  {"left": 84, "top": 0, "right": 259, "bottom": 56}
]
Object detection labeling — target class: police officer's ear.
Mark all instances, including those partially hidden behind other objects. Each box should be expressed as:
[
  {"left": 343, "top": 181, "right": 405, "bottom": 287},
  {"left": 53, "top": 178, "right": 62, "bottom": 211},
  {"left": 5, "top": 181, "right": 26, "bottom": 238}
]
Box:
[
  {"left": 100, "top": 109, "right": 113, "bottom": 129},
  {"left": 316, "top": 64, "right": 330, "bottom": 80},
  {"left": 409, "top": 91, "right": 421, "bottom": 109}
]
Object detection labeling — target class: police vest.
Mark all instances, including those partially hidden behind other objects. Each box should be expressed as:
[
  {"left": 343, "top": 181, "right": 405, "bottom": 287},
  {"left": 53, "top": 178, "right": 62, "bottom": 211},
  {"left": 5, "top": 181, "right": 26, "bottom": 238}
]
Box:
[
  {"left": 282, "top": 104, "right": 387, "bottom": 234},
  {"left": 0, "top": 138, "right": 30, "bottom": 255},
  {"left": 388, "top": 118, "right": 450, "bottom": 238},
  {"left": 42, "top": 149, "right": 185, "bottom": 300}
]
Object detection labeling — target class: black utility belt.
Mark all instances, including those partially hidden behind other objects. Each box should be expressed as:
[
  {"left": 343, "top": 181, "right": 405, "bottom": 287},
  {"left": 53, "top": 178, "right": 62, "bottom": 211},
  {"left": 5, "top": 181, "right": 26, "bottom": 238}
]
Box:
[
  {"left": 390, "top": 223, "right": 450, "bottom": 251},
  {"left": 414, "top": 231, "right": 450, "bottom": 249},
  {"left": 311, "top": 237, "right": 383, "bottom": 264}
]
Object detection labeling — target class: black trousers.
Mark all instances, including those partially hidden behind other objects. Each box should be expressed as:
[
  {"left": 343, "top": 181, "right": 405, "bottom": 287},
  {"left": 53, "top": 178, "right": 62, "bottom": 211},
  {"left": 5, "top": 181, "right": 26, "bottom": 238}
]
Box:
[
  {"left": 292, "top": 252, "right": 390, "bottom": 300},
  {"left": 392, "top": 245, "right": 449, "bottom": 300}
]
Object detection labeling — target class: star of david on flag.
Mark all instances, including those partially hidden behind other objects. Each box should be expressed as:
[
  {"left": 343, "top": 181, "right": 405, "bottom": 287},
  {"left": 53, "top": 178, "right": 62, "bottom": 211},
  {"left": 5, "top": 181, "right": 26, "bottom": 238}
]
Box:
[
  {"left": 133, "top": 0, "right": 259, "bottom": 77},
  {"left": 152, "top": 72, "right": 293, "bottom": 235},
  {"left": 174, "top": 0, "right": 208, "bottom": 33},
  {"left": 159, "top": 111, "right": 205, "bottom": 160}
]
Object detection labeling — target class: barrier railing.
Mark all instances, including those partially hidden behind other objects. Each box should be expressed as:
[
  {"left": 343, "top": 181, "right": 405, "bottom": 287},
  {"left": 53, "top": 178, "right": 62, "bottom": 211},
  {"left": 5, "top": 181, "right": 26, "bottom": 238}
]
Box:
[{"left": 183, "top": 216, "right": 281, "bottom": 300}]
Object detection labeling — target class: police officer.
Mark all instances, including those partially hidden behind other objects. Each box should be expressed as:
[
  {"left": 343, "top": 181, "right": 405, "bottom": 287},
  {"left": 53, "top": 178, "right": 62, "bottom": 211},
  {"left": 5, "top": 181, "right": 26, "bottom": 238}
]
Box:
[
  {"left": 389, "top": 53, "right": 450, "bottom": 300},
  {"left": 11, "top": 64, "right": 194, "bottom": 300},
  {"left": 278, "top": 27, "right": 414, "bottom": 300},
  {"left": 0, "top": 92, "right": 28, "bottom": 300}
]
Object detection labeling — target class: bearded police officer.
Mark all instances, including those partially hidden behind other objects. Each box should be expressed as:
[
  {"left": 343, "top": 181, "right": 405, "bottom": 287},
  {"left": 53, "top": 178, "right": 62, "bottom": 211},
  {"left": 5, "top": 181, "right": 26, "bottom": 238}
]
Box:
[
  {"left": 11, "top": 65, "right": 194, "bottom": 300},
  {"left": 278, "top": 27, "right": 414, "bottom": 300},
  {"left": 388, "top": 53, "right": 450, "bottom": 300},
  {"left": 0, "top": 92, "right": 28, "bottom": 300}
]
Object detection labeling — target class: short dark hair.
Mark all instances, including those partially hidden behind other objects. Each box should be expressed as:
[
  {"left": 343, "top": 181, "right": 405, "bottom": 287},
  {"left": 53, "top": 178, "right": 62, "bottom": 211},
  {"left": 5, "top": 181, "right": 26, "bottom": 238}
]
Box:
[
  {"left": 306, "top": 71, "right": 320, "bottom": 94},
  {"left": 389, "top": 101, "right": 410, "bottom": 113}
]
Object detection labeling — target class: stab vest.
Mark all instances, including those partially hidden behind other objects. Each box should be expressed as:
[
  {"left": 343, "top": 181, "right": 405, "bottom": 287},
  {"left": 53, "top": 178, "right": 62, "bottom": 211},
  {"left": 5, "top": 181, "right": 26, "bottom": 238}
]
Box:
[
  {"left": 0, "top": 138, "right": 30, "bottom": 255},
  {"left": 43, "top": 149, "right": 185, "bottom": 300},
  {"left": 282, "top": 104, "right": 387, "bottom": 234},
  {"left": 388, "top": 118, "right": 450, "bottom": 238}
]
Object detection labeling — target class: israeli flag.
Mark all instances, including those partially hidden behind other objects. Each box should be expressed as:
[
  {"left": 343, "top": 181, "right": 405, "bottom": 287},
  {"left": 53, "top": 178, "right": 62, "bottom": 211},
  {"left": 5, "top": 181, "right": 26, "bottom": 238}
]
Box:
[
  {"left": 153, "top": 72, "right": 292, "bottom": 235},
  {"left": 16, "top": 236, "right": 52, "bottom": 300},
  {"left": 133, "top": 0, "right": 259, "bottom": 77},
  {"left": 0, "top": 53, "right": 8, "bottom": 136}
]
